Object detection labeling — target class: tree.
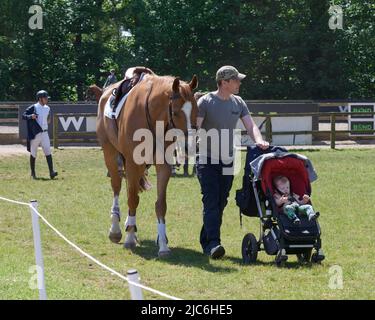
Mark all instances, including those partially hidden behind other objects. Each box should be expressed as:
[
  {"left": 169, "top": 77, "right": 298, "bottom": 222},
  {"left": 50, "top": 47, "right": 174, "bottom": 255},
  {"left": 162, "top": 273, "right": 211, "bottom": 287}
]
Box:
[{"left": 0, "top": 0, "right": 373, "bottom": 101}]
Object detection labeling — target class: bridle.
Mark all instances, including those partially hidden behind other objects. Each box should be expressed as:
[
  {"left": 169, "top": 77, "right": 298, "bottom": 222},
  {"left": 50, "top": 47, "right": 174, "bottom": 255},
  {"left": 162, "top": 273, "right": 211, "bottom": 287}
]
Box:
[
  {"left": 143, "top": 83, "right": 197, "bottom": 162},
  {"left": 167, "top": 92, "right": 181, "bottom": 131},
  {"left": 145, "top": 87, "right": 185, "bottom": 133}
]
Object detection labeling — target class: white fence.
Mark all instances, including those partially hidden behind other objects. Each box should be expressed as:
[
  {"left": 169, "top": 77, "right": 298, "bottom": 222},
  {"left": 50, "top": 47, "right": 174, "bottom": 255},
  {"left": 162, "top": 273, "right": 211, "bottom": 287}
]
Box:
[{"left": 0, "top": 196, "right": 181, "bottom": 300}]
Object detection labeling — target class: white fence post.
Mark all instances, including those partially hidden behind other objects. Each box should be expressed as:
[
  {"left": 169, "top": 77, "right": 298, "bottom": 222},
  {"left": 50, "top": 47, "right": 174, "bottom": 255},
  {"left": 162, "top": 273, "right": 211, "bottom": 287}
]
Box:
[
  {"left": 127, "top": 269, "right": 143, "bottom": 300},
  {"left": 30, "top": 200, "right": 47, "bottom": 300}
]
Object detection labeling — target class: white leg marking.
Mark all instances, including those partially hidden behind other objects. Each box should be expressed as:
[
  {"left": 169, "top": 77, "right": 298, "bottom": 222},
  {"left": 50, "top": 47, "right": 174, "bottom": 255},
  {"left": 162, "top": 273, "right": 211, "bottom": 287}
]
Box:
[
  {"left": 157, "top": 222, "right": 170, "bottom": 256},
  {"left": 110, "top": 195, "right": 121, "bottom": 234},
  {"left": 125, "top": 215, "right": 137, "bottom": 230}
]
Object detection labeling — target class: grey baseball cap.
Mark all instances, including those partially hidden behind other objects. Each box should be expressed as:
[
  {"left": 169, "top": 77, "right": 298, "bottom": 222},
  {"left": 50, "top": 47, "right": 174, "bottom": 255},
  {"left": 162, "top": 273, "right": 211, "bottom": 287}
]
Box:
[{"left": 216, "top": 66, "right": 246, "bottom": 81}]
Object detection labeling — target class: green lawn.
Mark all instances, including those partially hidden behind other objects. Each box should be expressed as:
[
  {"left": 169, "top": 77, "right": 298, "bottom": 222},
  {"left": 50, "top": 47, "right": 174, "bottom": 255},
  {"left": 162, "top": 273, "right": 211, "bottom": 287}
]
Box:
[{"left": 0, "top": 148, "right": 374, "bottom": 300}]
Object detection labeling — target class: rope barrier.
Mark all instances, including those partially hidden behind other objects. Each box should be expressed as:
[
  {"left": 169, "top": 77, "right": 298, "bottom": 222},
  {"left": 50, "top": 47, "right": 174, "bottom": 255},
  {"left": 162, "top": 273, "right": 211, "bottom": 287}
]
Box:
[{"left": 0, "top": 196, "right": 182, "bottom": 300}]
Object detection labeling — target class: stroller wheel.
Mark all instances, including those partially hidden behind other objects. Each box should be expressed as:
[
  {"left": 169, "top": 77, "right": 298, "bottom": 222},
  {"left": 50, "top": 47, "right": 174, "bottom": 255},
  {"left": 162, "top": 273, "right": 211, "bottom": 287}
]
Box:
[
  {"left": 297, "top": 249, "right": 312, "bottom": 264},
  {"left": 242, "top": 233, "right": 258, "bottom": 264}
]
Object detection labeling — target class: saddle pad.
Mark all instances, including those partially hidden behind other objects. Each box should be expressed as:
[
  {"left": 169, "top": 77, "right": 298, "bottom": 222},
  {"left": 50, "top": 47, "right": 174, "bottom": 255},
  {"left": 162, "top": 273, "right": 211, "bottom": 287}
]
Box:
[{"left": 104, "top": 89, "right": 131, "bottom": 120}]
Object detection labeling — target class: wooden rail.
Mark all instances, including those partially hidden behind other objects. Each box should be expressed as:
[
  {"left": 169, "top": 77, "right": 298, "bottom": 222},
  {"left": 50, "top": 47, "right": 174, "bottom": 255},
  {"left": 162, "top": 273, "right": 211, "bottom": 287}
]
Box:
[
  {"left": 251, "top": 112, "right": 375, "bottom": 149},
  {"left": 0, "top": 105, "right": 19, "bottom": 124},
  {"left": 52, "top": 112, "right": 375, "bottom": 149},
  {"left": 53, "top": 113, "right": 97, "bottom": 148}
]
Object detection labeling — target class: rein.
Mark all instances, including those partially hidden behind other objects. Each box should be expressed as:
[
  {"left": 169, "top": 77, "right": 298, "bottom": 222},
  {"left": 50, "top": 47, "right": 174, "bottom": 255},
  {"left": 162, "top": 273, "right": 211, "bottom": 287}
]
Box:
[
  {"left": 167, "top": 92, "right": 181, "bottom": 130},
  {"left": 144, "top": 84, "right": 194, "bottom": 162},
  {"left": 145, "top": 88, "right": 181, "bottom": 133}
]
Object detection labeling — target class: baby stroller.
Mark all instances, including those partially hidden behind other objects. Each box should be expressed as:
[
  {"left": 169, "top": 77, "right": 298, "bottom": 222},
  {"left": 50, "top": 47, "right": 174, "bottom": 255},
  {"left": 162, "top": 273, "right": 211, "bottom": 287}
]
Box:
[{"left": 235, "top": 146, "right": 325, "bottom": 267}]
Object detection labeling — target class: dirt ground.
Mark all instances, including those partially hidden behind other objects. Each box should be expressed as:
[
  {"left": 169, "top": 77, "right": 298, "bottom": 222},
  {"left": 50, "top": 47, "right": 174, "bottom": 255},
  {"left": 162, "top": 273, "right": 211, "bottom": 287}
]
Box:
[{"left": 0, "top": 145, "right": 29, "bottom": 158}]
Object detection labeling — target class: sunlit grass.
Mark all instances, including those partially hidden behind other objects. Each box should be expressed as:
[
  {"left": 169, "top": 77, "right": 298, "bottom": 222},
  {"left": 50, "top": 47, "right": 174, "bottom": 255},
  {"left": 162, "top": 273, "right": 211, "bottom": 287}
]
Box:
[{"left": 0, "top": 148, "right": 374, "bottom": 300}]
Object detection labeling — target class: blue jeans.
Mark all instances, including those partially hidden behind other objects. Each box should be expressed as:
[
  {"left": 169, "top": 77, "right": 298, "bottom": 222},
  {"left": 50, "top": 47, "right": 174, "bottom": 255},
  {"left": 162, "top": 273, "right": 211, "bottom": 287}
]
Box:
[{"left": 197, "top": 159, "right": 234, "bottom": 254}]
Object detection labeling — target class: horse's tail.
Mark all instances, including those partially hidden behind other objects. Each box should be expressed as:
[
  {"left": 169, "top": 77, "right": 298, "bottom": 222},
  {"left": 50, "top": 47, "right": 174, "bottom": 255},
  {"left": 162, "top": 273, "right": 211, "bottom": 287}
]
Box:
[{"left": 121, "top": 160, "right": 152, "bottom": 192}]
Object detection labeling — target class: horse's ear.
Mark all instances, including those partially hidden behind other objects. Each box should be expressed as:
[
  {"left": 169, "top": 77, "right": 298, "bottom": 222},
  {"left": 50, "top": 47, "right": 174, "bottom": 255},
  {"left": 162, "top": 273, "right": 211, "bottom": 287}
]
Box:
[
  {"left": 173, "top": 77, "right": 180, "bottom": 93},
  {"left": 189, "top": 75, "right": 198, "bottom": 91}
]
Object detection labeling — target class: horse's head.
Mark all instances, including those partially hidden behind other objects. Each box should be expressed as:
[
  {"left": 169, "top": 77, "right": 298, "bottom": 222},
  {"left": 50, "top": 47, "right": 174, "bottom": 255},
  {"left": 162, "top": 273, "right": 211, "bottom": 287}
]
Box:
[{"left": 168, "top": 75, "right": 198, "bottom": 134}]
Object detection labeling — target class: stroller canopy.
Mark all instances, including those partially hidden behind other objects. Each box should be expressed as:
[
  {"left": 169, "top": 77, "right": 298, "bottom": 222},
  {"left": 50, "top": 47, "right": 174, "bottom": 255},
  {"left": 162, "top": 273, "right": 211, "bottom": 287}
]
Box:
[{"left": 250, "top": 150, "right": 318, "bottom": 197}]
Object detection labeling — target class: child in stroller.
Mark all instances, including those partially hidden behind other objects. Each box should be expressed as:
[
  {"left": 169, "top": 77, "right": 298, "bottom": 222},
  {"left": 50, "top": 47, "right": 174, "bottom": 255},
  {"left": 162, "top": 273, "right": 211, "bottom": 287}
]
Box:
[
  {"left": 235, "top": 146, "right": 325, "bottom": 267},
  {"left": 273, "top": 175, "right": 317, "bottom": 225}
]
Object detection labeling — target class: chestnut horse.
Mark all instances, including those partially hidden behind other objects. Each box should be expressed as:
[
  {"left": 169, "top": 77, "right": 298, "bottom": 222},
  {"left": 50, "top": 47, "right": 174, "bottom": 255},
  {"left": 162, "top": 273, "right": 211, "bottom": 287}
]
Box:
[{"left": 96, "top": 72, "right": 198, "bottom": 256}]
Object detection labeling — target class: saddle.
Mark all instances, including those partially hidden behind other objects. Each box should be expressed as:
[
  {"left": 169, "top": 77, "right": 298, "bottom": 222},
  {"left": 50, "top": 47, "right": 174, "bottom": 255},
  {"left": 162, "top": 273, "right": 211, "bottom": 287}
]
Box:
[{"left": 111, "top": 66, "right": 155, "bottom": 111}]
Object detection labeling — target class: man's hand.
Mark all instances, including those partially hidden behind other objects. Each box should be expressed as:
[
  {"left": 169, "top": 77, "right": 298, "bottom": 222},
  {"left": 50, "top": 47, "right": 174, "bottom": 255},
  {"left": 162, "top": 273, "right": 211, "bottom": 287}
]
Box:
[
  {"left": 31, "top": 114, "right": 37, "bottom": 120},
  {"left": 256, "top": 140, "right": 270, "bottom": 150}
]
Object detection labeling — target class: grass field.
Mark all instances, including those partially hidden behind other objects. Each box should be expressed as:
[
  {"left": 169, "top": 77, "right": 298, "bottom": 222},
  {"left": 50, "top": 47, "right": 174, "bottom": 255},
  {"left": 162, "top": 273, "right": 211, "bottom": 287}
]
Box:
[{"left": 1, "top": 148, "right": 374, "bottom": 300}]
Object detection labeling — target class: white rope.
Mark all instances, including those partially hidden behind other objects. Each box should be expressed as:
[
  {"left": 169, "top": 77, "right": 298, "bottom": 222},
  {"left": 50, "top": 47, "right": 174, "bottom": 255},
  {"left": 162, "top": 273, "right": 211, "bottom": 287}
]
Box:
[
  {"left": 0, "top": 196, "right": 31, "bottom": 207},
  {"left": 0, "top": 196, "right": 182, "bottom": 300}
]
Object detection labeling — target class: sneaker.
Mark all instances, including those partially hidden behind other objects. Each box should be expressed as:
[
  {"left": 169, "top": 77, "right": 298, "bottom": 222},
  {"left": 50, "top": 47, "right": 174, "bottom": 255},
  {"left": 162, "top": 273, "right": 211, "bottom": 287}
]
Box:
[
  {"left": 210, "top": 245, "right": 225, "bottom": 259},
  {"left": 293, "top": 217, "right": 301, "bottom": 225}
]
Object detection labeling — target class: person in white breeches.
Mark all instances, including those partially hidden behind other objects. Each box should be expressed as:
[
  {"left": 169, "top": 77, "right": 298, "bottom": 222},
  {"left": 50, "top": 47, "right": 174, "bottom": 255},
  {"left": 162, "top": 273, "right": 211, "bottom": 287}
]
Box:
[{"left": 22, "top": 90, "right": 58, "bottom": 180}]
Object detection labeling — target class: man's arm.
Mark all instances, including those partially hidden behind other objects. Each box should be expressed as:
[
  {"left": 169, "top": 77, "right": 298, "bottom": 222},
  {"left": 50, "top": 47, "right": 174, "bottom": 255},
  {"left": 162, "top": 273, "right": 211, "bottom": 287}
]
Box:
[
  {"left": 196, "top": 117, "right": 204, "bottom": 130},
  {"left": 241, "top": 114, "right": 269, "bottom": 150},
  {"left": 22, "top": 105, "right": 37, "bottom": 120}
]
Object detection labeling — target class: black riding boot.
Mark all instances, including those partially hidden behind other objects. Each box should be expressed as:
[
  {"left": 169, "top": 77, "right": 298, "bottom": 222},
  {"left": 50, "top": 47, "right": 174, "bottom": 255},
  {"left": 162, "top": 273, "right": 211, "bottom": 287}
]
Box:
[
  {"left": 30, "top": 155, "right": 37, "bottom": 180},
  {"left": 183, "top": 163, "right": 189, "bottom": 177},
  {"left": 46, "top": 155, "right": 58, "bottom": 179}
]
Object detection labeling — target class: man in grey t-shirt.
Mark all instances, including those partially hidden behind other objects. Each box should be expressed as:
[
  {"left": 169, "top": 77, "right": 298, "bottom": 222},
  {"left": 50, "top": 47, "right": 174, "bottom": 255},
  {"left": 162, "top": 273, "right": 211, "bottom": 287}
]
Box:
[
  {"left": 196, "top": 66, "right": 269, "bottom": 259},
  {"left": 197, "top": 92, "right": 249, "bottom": 164}
]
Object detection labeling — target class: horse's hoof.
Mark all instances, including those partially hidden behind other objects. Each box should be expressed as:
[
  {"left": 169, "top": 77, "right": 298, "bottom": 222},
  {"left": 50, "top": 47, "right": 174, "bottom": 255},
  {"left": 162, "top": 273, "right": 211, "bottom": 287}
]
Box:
[
  {"left": 158, "top": 249, "right": 171, "bottom": 257},
  {"left": 108, "top": 231, "right": 122, "bottom": 243}
]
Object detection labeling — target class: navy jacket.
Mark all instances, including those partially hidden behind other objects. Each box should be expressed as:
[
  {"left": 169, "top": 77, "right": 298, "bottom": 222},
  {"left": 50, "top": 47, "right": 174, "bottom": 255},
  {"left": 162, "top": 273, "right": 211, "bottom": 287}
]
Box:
[{"left": 22, "top": 104, "right": 43, "bottom": 152}]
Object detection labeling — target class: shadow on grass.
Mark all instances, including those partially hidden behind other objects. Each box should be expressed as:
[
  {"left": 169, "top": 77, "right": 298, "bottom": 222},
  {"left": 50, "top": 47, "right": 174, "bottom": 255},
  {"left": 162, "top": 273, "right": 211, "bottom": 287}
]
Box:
[
  {"left": 33, "top": 177, "right": 57, "bottom": 182},
  {"left": 226, "top": 256, "right": 316, "bottom": 269},
  {"left": 287, "top": 149, "right": 323, "bottom": 153},
  {"left": 132, "top": 240, "right": 237, "bottom": 273},
  {"left": 126, "top": 240, "right": 317, "bottom": 271},
  {"left": 290, "top": 148, "right": 349, "bottom": 153}
]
